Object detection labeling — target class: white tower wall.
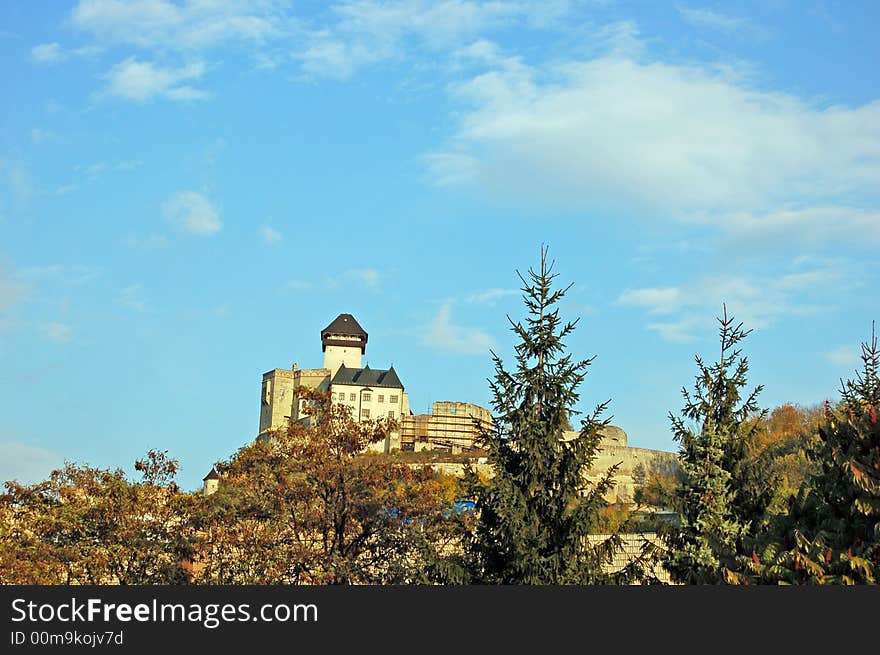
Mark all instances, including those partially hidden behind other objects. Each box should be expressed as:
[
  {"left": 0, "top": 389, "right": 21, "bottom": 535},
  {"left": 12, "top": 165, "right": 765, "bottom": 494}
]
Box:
[{"left": 323, "top": 344, "right": 362, "bottom": 376}]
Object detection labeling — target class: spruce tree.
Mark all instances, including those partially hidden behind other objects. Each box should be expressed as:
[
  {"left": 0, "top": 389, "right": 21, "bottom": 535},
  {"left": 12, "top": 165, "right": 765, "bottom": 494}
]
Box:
[
  {"left": 663, "top": 305, "right": 768, "bottom": 584},
  {"left": 749, "top": 324, "right": 880, "bottom": 584},
  {"left": 457, "top": 246, "right": 650, "bottom": 584}
]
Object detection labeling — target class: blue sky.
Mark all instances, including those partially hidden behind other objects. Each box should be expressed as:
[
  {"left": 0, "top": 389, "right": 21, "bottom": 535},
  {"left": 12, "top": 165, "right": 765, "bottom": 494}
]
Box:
[{"left": 1, "top": 1, "right": 878, "bottom": 492}]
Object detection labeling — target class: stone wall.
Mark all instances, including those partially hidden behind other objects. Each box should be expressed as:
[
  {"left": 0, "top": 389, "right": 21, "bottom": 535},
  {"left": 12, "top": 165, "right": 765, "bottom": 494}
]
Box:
[
  {"left": 586, "top": 532, "right": 672, "bottom": 583},
  {"left": 586, "top": 444, "right": 680, "bottom": 504},
  {"left": 260, "top": 369, "right": 297, "bottom": 434},
  {"left": 413, "top": 426, "right": 680, "bottom": 505}
]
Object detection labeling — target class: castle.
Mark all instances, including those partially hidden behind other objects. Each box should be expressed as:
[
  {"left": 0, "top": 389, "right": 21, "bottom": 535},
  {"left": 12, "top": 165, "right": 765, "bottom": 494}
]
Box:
[
  {"left": 258, "top": 313, "right": 491, "bottom": 454},
  {"left": 234, "top": 313, "right": 680, "bottom": 504}
]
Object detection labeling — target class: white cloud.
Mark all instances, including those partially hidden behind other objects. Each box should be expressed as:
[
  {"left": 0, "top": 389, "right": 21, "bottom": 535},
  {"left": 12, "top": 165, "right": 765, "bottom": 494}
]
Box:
[
  {"left": 31, "top": 42, "right": 64, "bottom": 63},
  {"left": 52, "top": 184, "right": 79, "bottom": 196},
  {"left": 77, "top": 160, "right": 143, "bottom": 178},
  {"left": 42, "top": 322, "right": 73, "bottom": 344},
  {"left": 0, "top": 442, "right": 64, "bottom": 485},
  {"left": 422, "top": 152, "right": 479, "bottom": 187},
  {"left": 124, "top": 233, "right": 169, "bottom": 250},
  {"left": 0, "top": 270, "right": 24, "bottom": 331},
  {"left": 466, "top": 288, "right": 519, "bottom": 304},
  {"left": 286, "top": 279, "right": 312, "bottom": 292},
  {"left": 71, "top": 0, "right": 286, "bottom": 51},
  {"left": 31, "top": 41, "right": 104, "bottom": 64},
  {"left": 0, "top": 159, "right": 32, "bottom": 212},
  {"left": 31, "top": 128, "right": 56, "bottom": 145},
  {"left": 114, "top": 159, "right": 143, "bottom": 171},
  {"left": 287, "top": 269, "right": 382, "bottom": 293},
  {"left": 616, "top": 287, "right": 683, "bottom": 316},
  {"left": 17, "top": 264, "right": 99, "bottom": 286},
  {"left": 117, "top": 284, "right": 146, "bottom": 311},
  {"left": 298, "top": 38, "right": 383, "bottom": 80},
  {"left": 103, "top": 57, "right": 209, "bottom": 102},
  {"left": 297, "top": 0, "right": 576, "bottom": 78},
  {"left": 825, "top": 346, "right": 859, "bottom": 367},
  {"left": 644, "top": 316, "right": 705, "bottom": 344},
  {"left": 676, "top": 6, "right": 755, "bottom": 34},
  {"left": 423, "top": 302, "right": 494, "bottom": 355},
  {"left": 616, "top": 265, "right": 841, "bottom": 342},
  {"left": 427, "top": 53, "right": 880, "bottom": 244},
  {"left": 162, "top": 190, "right": 221, "bottom": 236},
  {"left": 453, "top": 38, "right": 505, "bottom": 66},
  {"left": 0, "top": 271, "right": 24, "bottom": 312},
  {"left": 260, "top": 225, "right": 283, "bottom": 245},
  {"left": 719, "top": 206, "right": 880, "bottom": 246}
]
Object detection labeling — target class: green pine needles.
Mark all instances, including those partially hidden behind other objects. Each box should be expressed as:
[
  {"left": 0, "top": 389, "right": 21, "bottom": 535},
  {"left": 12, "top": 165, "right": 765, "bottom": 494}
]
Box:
[
  {"left": 457, "top": 245, "right": 652, "bottom": 584},
  {"left": 663, "top": 305, "right": 768, "bottom": 584}
]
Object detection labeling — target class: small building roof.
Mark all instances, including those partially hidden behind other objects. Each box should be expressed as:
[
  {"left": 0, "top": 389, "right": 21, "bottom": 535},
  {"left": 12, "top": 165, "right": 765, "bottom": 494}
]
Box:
[
  {"left": 203, "top": 467, "right": 220, "bottom": 481},
  {"left": 330, "top": 364, "right": 404, "bottom": 390}
]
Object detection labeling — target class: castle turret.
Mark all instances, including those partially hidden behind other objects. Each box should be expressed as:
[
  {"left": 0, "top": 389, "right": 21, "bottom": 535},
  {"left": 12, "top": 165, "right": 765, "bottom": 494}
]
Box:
[
  {"left": 202, "top": 467, "right": 220, "bottom": 496},
  {"left": 321, "top": 313, "right": 367, "bottom": 376}
]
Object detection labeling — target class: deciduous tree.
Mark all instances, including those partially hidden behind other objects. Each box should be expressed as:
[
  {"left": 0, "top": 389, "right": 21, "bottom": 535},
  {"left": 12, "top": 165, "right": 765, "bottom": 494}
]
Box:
[
  {"left": 0, "top": 450, "right": 194, "bottom": 584},
  {"left": 192, "top": 388, "right": 458, "bottom": 584},
  {"left": 747, "top": 325, "right": 880, "bottom": 584}
]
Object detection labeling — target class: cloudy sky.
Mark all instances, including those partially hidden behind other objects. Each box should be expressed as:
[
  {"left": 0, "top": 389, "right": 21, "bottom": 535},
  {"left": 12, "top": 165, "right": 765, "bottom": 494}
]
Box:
[{"left": 1, "top": 1, "right": 877, "bottom": 491}]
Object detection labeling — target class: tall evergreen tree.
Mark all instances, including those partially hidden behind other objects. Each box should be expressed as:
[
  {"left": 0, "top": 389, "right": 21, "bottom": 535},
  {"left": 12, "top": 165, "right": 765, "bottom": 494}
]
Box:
[
  {"left": 663, "top": 306, "right": 768, "bottom": 584},
  {"left": 748, "top": 324, "right": 880, "bottom": 584},
  {"left": 451, "top": 246, "right": 653, "bottom": 584}
]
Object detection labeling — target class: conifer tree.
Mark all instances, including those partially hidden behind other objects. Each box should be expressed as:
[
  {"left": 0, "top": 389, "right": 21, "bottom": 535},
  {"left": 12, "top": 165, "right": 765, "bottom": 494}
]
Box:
[
  {"left": 454, "top": 246, "right": 652, "bottom": 584},
  {"left": 663, "top": 306, "right": 768, "bottom": 584},
  {"left": 748, "top": 324, "right": 880, "bottom": 584}
]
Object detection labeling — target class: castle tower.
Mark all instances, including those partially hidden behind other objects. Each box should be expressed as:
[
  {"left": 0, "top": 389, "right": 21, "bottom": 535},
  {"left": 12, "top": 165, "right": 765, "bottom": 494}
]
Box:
[
  {"left": 202, "top": 468, "right": 220, "bottom": 496},
  {"left": 321, "top": 313, "right": 368, "bottom": 376}
]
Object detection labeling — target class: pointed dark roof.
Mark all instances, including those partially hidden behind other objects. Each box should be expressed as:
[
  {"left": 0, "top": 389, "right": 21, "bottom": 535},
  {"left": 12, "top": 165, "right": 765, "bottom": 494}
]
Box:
[
  {"left": 321, "top": 313, "right": 368, "bottom": 353},
  {"left": 203, "top": 467, "right": 220, "bottom": 481},
  {"left": 322, "top": 313, "right": 367, "bottom": 338},
  {"left": 331, "top": 364, "right": 404, "bottom": 390}
]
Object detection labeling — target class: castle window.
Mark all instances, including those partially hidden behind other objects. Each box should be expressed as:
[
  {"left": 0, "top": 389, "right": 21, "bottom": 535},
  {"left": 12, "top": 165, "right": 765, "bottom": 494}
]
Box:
[
  {"left": 362, "top": 392, "right": 371, "bottom": 402},
  {"left": 390, "top": 395, "right": 399, "bottom": 404},
  {"left": 361, "top": 408, "right": 370, "bottom": 419},
  {"left": 378, "top": 395, "right": 384, "bottom": 403},
  {"left": 338, "top": 392, "right": 345, "bottom": 401},
  {"left": 349, "top": 393, "right": 356, "bottom": 401},
  {"left": 388, "top": 411, "right": 395, "bottom": 418}
]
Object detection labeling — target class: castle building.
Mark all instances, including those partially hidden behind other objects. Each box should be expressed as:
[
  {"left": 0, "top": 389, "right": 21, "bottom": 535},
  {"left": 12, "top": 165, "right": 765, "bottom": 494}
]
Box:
[
  {"left": 202, "top": 467, "right": 220, "bottom": 496},
  {"left": 259, "top": 313, "right": 410, "bottom": 453},
  {"left": 227, "top": 312, "right": 681, "bottom": 506}
]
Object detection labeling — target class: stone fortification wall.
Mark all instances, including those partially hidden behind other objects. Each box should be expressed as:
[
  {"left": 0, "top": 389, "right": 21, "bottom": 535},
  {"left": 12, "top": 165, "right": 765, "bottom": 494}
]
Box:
[
  {"left": 412, "top": 426, "right": 680, "bottom": 505},
  {"left": 586, "top": 444, "right": 679, "bottom": 504}
]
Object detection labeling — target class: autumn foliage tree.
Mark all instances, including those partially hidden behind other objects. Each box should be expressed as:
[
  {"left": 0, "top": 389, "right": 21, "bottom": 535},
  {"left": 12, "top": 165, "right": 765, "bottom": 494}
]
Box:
[
  {"left": 191, "top": 388, "right": 458, "bottom": 584},
  {"left": 746, "top": 325, "right": 880, "bottom": 584},
  {"left": 0, "top": 450, "right": 194, "bottom": 584},
  {"left": 750, "top": 403, "right": 822, "bottom": 514}
]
